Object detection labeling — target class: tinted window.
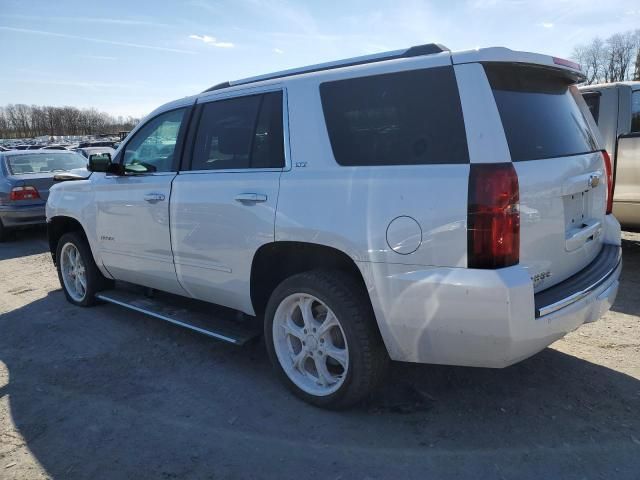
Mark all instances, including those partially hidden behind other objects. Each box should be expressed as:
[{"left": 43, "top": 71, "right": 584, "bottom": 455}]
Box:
[
  {"left": 631, "top": 91, "right": 640, "bottom": 133},
  {"left": 6, "top": 152, "right": 86, "bottom": 174},
  {"left": 320, "top": 67, "right": 469, "bottom": 166},
  {"left": 582, "top": 92, "right": 600, "bottom": 124},
  {"left": 485, "top": 64, "right": 598, "bottom": 161},
  {"left": 123, "top": 108, "right": 186, "bottom": 173},
  {"left": 191, "top": 91, "right": 284, "bottom": 170}
]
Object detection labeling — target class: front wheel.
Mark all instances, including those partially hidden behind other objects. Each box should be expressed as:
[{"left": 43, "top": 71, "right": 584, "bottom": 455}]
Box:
[
  {"left": 264, "top": 270, "right": 389, "bottom": 409},
  {"left": 56, "top": 231, "right": 111, "bottom": 306}
]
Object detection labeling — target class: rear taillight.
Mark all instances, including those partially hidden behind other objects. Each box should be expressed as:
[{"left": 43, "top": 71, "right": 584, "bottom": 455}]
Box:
[
  {"left": 10, "top": 186, "right": 40, "bottom": 201},
  {"left": 468, "top": 163, "right": 520, "bottom": 269},
  {"left": 601, "top": 150, "right": 614, "bottom": 215}
]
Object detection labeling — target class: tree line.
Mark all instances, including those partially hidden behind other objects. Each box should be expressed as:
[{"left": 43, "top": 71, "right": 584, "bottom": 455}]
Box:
[
  {"left": 0, "top": 104, "right": 140, "bottom": 140},
  {"left": 572, "top": 29, "right": 640, "bottom": 85}
]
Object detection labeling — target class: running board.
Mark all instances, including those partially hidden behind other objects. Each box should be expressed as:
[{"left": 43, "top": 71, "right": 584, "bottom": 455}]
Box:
[{"left": 96, "top": 287, "right": 261, "bottom": 346}]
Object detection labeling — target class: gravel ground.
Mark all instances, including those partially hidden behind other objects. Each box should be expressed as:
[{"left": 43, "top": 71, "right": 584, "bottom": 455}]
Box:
[{"left": 0, "top": 229, "right": 639, "bottom": 480}]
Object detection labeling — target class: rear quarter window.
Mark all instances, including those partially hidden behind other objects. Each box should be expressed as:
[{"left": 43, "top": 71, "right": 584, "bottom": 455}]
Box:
[
  {"left": 320, "top": 66, "right": 469, "bottom": 166},
  {"left": 484, "top": 63, "right": 598, "bottom": 162}
]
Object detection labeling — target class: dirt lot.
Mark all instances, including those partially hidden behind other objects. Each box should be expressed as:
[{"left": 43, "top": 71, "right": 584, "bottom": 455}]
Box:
[{"left": 1, "top": 229, "right": 639, "bottom": 479}]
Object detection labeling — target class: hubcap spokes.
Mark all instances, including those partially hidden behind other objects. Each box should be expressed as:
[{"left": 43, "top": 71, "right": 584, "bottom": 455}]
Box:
[
  {"left": 61, "top": 243, "right": 86, "bottom": 302},
  {"left": 273, "top": 294, "right": 349, "bottom": 396}
]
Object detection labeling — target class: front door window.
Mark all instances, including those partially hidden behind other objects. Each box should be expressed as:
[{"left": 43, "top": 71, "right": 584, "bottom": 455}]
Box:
[{"left": 123, "top": 108, "right": 186, "bottom": 173}]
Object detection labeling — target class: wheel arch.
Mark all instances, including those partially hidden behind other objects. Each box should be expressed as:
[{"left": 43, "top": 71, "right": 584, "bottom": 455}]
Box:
[
  {"left": 47, "top": 216, "right": 87, "bottom": 266},
  {"left": 250, "top": 241, "right": 371, "bottom": 318}
]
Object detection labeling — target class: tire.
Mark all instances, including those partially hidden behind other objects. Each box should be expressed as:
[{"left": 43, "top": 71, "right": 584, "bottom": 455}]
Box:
[
  {"left": 0, "top": 219, "right": 6, "bottom": 242},
  {"left": 56, "top": 231, "right": 112, "bottom": 307},
  {"left": 264, "top": 269, "right": 389, "bottom": 409}
]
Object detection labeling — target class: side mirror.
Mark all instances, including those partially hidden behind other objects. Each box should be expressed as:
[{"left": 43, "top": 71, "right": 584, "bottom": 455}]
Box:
[
  {"left": 87, "top": 153, "right": 112, "bottom": 172},
  {"left": 87, "top": 153, "right": 124, "bottom": 175}
]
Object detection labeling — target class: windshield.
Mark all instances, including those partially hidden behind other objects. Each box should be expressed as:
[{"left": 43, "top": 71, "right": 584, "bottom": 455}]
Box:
[{"left": 6, "top": 153, "right": 87, "bottom": 175}]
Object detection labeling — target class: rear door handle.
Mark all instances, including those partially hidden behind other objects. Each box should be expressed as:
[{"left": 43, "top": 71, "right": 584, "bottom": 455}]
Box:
[
  {"left": 144, "top": 193, "right": 165, "bottom": 203},
  {"left": 234, "top": 193, "right": 267, "bottom": 203}
]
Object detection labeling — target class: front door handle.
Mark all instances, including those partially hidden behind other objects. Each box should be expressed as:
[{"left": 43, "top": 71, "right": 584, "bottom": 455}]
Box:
[
  {"left": 234, "top": 193, "right": 267, "bottom": 203},
  {"left": 144, "top": 193, "right": 165, "bottom": 203}
]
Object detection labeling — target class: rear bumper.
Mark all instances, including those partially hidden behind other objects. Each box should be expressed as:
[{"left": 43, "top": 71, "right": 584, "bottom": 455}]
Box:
[
  {"left": 0, "top": 204, "right": 46, "bottom": 227},
  {"left": 363, "top": 243, "right": 621, "bottom": 368}
]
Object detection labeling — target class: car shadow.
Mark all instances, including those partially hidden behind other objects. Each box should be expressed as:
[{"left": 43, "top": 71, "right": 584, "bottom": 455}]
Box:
[
  {"left": 0, "top": 227, "right": 49, "bottom": 261},
  {"left": 610, "top": 235, "right": 640, "bottom": 317},
  {"left": 1, "top": 289, "right": 639, "bottom": 479}
]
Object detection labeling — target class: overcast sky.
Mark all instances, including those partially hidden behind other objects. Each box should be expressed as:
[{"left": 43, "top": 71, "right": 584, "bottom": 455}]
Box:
[{"left": 1, "top": 0, "right": 638, "bottom": 117}]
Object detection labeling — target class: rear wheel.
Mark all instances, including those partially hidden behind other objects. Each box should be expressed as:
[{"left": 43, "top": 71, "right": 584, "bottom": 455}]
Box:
[
  {"left": 56, "top": 232, "right": 112, "bottom": 306},
  {"left": 264, "top": 270, "right": 388, "bottom": 409}
]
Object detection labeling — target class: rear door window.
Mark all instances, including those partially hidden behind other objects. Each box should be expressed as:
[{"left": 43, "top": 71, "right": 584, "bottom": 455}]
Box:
[
  {"left": 191, "top": 91, "right": 284, "bottom": 170},
  {"left": 484, "top": 64, "right": 598, "bottom": 161},
  {"left": 320, "top": 66, "right": 469, "bottom": 166}
]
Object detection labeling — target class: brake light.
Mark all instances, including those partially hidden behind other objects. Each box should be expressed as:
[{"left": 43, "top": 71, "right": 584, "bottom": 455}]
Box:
[
  {"left": 552, "top": 57, "right": 582, "bottom": 71},
  {"left": 468, "top": 163, "right": 520, "bottom": 269},
  {"left": 10, "top": 186, "right": 40, "bottom": 201},
  {"left": 601, "top": 150, "right": 614, "bottom": 215}
]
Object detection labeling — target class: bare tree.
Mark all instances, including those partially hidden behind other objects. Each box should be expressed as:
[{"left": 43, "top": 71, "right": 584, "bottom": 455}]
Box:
[
  {"left": 572, "top": 29, "right": 640, "bottom": 85},
  {"left": 634, "top": 30, "right": 640, "bottom": 81},
  {"left": 572, "top": 37, "right": 605, "bottom": 84}
]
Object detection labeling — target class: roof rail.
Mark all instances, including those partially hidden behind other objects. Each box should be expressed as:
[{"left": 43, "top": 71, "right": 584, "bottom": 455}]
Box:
[{"left": 202, "top": 43, "right": 449, "bottom": 93}]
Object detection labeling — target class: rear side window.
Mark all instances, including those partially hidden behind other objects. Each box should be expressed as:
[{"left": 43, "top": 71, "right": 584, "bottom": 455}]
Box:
[
  {"left": 191, "top": 91, "right": 284, "bottom": 170},
  {"left": 631, "top": 91, "right": 640, "bottom": 133},
  {"left": 485, "top": 63, "right": 598, "bottom": 161},
  {"left": 582, "top": 92, "right": 600, "bottom": 124},
  {"left": 320, "top": 67, "right": 469, "bottom": 166}
]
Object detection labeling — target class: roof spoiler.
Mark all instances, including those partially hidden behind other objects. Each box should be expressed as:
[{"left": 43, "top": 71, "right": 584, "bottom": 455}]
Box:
[{"left": 203, "top": 43, "right": 450, "bottom": 93}]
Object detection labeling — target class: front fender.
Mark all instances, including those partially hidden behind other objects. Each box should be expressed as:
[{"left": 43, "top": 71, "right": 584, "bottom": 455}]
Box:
[{"left": 46, "top": 179, "right": 110, "bottom": 278}]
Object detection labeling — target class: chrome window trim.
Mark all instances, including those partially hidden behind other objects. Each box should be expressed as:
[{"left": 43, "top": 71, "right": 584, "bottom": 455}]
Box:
[
  {"left": 104, "top": 171, "right": 178, "bottom": 178},
  {"left": 179, "top": 168, "right": 282, "bottom": 175}
]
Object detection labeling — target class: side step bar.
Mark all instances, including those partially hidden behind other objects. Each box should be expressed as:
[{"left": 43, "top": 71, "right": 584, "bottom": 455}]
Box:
[{"left": 96, "top": 287, "right": 261, "bottom": 346}]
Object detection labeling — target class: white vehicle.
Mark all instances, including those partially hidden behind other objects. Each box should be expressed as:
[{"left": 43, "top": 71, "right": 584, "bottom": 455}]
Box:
[
  {"left": 47, "top": 44, "right": 622, "bottom": 409},
  {"left": 580, "top": 82, "right": 640, "bottom": 228}
]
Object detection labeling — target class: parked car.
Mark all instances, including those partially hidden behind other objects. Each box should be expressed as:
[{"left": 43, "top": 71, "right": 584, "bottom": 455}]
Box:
[
  {"left": 47, "top": 44, "right": 622, "bottom": 409},
  {"left": 41, "top": 145, "right": 69, "bottom": 150},
  {"left": 76, "top": 146, "right": 115, "bottom": 159},
  {"left": 0, "top": 150, "right": 88, "bottom": 241},
  {"left": 78, "top": 140, "right": 114, "bottom": 149},
  {"left": 580, "top": 82, "right": 640, "bottom": 228}
]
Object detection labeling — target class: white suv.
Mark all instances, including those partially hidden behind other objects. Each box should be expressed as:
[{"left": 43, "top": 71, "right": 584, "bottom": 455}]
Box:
[{"left": 47, "top": 44, "right": 622, "bottom": 409}]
